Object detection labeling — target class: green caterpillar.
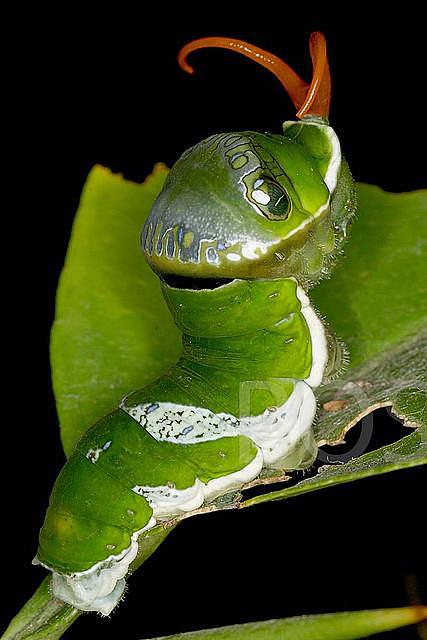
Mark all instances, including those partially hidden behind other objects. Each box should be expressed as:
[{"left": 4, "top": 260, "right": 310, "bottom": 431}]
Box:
[{"left": 36, "top": 32, "right": 355, "bottom": 616}]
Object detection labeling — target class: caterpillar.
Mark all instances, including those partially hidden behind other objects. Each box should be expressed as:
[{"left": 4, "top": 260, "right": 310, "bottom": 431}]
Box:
[{"left": 36, "top": 33, "right": 356, "bottom": 616}]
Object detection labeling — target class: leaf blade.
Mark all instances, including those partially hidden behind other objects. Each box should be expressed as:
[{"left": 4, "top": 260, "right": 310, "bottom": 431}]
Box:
[
  {"left": 311, "top": 184, "right": 427, "bottom": 368},
  {"left": 51, "top": 164, "right": 180, "bottom": 457},
  {"left": 142, "top": 607, "right": 427, "bottom": 640}
]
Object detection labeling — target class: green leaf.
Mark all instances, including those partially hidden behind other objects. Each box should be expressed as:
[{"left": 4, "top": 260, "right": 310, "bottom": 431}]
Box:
[
  {"left": 313, "top": 185, "right": 427, "bottom": 368},
  {"left": 143, "top": 608, "right": 427, "bottom": 640},
  {"left": 51, "top": 164, "right": 180, "bottom": 457}
]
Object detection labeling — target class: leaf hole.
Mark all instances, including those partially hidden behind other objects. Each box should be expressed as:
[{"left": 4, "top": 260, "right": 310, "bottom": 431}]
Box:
[
  {"left": 318, "top": 408, "right": 414, "bottom": 464},
  {"left": 241, "top": 409, "right": 415, "bottom": 501}
]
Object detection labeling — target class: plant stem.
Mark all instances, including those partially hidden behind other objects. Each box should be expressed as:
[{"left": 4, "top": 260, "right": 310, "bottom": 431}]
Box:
[{"left": 1, "top": 577, "right": 79, "bottom": 640}]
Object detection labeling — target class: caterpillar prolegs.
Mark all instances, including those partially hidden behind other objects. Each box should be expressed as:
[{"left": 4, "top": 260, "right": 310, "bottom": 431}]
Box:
[{"left": 36, "top": 33, "right": 356, "bottom": 615}]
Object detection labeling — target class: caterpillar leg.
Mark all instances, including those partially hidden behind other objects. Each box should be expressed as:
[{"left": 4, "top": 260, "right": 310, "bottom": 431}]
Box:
[{"left": 323, "top": 326, "right": 349, "bottom": 383}]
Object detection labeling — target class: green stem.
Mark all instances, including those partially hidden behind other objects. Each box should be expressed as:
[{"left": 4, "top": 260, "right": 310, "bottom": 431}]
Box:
[
  {"left": 1, "top": 577, "right": 80, "bottom": 640},
  {"left": 1, "top": 525, "right": 173, "bottom": 640}
]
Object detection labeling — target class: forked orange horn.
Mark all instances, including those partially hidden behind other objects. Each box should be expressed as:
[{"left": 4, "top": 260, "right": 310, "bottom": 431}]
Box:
[{"left": 178, "top": 32, "right": 331, "bottom": 120}]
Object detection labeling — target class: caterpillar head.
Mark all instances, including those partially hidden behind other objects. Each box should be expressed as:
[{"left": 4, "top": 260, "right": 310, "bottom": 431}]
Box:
[{"left": 142, "top": 34, "right": 355, "bottom": 288}]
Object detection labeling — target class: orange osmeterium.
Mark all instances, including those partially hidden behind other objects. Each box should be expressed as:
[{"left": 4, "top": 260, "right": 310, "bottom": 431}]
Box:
[{"left": 178, "top": 32, "right": 331, "bottom": 120}]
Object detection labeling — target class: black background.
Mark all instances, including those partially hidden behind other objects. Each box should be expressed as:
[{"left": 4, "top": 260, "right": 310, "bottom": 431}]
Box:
[{"left": 3, "top": 7, "right": 426, "bottom": 640}]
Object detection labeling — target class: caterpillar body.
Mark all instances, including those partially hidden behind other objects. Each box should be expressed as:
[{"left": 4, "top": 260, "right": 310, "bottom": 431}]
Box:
[{"left": 36, "top": 33, "right": 355, "bottom": 615}]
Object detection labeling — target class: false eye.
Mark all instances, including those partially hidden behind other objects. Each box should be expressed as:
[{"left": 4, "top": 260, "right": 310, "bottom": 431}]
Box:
[{"left": 251, "top": 178, "right": 291, "bottom": 220}]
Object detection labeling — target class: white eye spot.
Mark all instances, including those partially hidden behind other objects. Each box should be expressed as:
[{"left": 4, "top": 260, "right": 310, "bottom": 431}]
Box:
[
  {"left": 252, "top": 189, "right": 270, "bottom": 205},
  {"left": 226, "top": 253, "right": 241, "bottom": 262},
  {"left": 254, "top": 178, "right": 264, "bottom": 188}
]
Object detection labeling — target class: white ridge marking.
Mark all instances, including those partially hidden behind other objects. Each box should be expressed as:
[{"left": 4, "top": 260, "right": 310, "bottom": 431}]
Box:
[
  {"left": 203, "top": 448, "right": 264, "bottom": 500},
  {"left": 282, "top": 200, "right": 329, "bottom": 241},
  {"left": 132, "top": 480, "right": 205, "bottom": 517},
  {"left": 282, "top": 120, "right": 341, "bottom": 194},
  {"left": 122, "top": 385, "right": 319, "bottom": 471},
  {"left": 36, "top": 517, "right": 156, "bottom": 616},
  {"left": 237, "top": 381, "right": 317, "bottom": 469},
  {"left": 280, "top": 120, "right": 342, "bottom": 241},
  {"left": 296, "top": 285, "right": 328, "bottom": 387},
  {"left": 323, "top": 125, "right": 341, "bottom": 193},
  {"left": 131, "top": 448, "right": 264, "bottom": 517}
]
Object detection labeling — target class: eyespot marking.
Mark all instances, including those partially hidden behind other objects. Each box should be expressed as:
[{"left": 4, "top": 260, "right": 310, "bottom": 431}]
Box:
[{"left": 252, "top": 189, "right": 271, "bottom": 205}]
